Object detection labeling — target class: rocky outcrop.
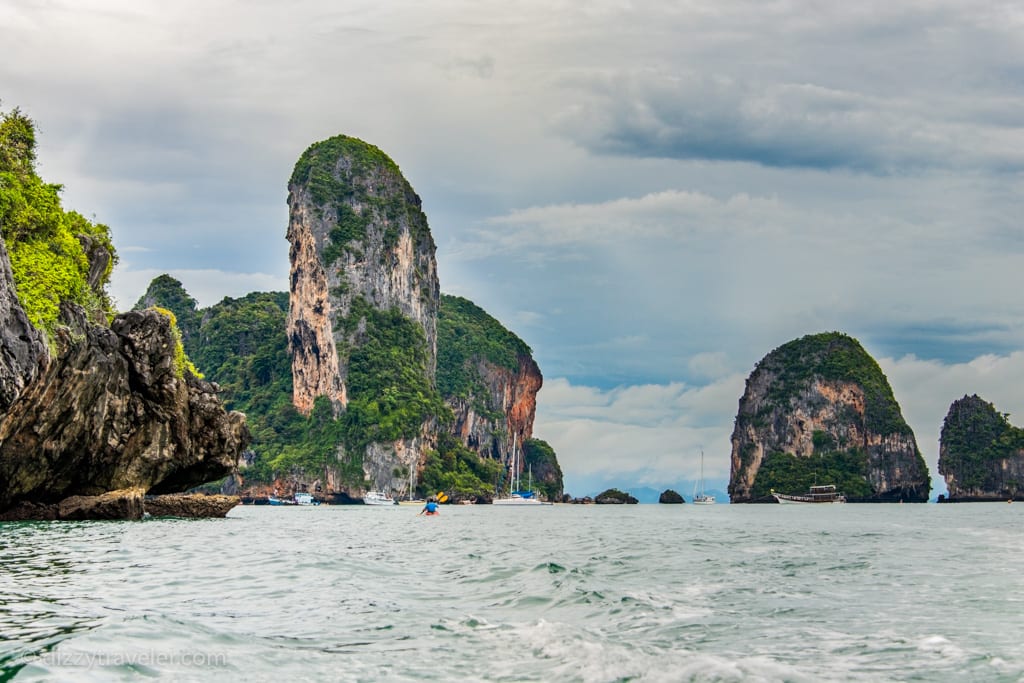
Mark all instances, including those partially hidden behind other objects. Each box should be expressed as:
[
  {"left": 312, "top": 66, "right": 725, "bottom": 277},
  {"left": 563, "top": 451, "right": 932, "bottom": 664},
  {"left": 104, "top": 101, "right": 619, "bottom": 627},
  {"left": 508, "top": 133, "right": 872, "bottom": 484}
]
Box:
[
  {"left": 144, "top": 494, "right": 240, "bottom": 518},
  {"left": 0, "top": 301, "right": 249, "bottom": 518},
  {"left": 659, "top": 489, "right": 685, "bottom": 504},
  {"left": 286, "top": 136, "right": 440, "bottom": 490},
  {"left": 595, "top": 488, "right": 639, "bottom": 504},
  {"left": 939, "top": 395, "right": 1024, "bottom": 501},
  {"left": 448, "top": 355, "right": 543, "bottom": 464},
  {"left": 287, "top": 136, "right": 439, "bottom": 416},
  {"left": 728, "top": 332, "right": 929, "bottom": 503}
]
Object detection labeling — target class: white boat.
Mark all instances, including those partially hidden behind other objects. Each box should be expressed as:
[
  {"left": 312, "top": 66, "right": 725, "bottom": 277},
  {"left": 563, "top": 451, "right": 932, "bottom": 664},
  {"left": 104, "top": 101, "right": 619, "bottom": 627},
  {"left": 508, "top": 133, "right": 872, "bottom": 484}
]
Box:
[
  {"left": 363, "top": 490, "right": 395, "bottom": 506},
  {"left": 692, "top": 450, "right": 715, "bottom": 505},
  {"left": 772, "top": 484, "right": 846, "bottom": 504},
  {"left": 293, "top": 492, "right": 320, "bottom": 506},
  {"left": 492, "top": 435, "right": 550, "bottom": 506}
]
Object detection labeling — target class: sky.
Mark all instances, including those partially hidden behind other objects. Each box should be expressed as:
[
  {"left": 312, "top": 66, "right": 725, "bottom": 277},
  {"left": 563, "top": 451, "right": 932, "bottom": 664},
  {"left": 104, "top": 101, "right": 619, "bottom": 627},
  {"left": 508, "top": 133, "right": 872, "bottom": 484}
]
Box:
[{"left": 3, "top": 0, "right": 1024, "bottom": 499}]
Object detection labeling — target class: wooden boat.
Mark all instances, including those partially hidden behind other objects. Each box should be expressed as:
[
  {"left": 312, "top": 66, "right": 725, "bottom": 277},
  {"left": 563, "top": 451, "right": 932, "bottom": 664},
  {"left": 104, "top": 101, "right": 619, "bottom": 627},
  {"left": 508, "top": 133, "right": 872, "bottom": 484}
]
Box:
[{"left": 771, "top": 484, "right": 846, "bottom": 504}]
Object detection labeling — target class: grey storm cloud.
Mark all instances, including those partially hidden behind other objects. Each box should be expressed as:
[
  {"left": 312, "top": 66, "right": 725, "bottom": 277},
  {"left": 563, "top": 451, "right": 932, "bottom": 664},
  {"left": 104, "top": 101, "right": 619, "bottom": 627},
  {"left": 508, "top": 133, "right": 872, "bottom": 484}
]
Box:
[{"left": 555, "top": 71, "right": 1024, "bottom": 173}]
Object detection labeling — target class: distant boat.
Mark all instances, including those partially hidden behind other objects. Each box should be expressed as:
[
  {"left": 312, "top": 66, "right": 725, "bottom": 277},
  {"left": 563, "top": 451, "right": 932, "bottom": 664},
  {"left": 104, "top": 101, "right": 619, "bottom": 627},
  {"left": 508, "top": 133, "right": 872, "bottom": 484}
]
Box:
[
  {"left": 268, "top": 493, "right": 319, "bottom": 505},
  {"left": 363, "top": 490, "right": 395, "bottom": 506},
  {"left": 492, "top": 435, "right": 550, "bottom": 506},
  {"left": 772, "top": 484, "right": 847, "bottom": 504},
  {"left": 692, "top": 450, "right": 715, "bottom": 505}
]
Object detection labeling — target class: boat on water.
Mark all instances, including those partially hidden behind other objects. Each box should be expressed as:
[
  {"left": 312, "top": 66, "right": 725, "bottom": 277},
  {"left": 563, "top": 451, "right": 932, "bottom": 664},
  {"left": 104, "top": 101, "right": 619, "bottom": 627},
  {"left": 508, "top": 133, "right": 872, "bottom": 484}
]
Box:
[
  {"left": 363, "top": 490, "right": 395, "bottom": 506},
  {"left": 268, "top": 492, "right": 320, "bottom": 505},
  {"left": 492, "top": 435, "right": 551, "bottom": 506},
  {"left": 692, "top": 450, "right": 715, "bottom": 505},
  {"left": 771, "top": 484, "right": 847, "bottom": 504}
]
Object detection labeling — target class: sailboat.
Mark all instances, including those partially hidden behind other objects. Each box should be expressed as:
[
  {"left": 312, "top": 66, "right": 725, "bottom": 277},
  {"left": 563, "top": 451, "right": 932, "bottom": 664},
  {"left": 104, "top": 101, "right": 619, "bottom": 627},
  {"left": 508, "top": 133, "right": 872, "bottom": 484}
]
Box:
[
  {"left": 492, "top": 434, "right": 549, "bottom": 506},
  {"left": 692, "top": 450, "right": 715, "bottom": 505}
]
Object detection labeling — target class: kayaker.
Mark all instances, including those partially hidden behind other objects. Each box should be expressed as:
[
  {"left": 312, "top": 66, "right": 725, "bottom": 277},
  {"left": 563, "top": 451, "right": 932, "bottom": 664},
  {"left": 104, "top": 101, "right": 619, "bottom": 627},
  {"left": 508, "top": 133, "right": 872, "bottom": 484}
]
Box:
[{"left": 418, "top": 497, "right": 439, "bottom": 516}]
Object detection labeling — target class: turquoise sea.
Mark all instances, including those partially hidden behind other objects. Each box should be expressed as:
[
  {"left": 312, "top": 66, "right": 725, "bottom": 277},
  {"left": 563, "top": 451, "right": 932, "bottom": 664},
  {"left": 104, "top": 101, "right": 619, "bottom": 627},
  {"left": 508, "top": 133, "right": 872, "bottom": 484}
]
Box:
[{"left": 3, "top": 503, "right": 1023, "bottom": 682}]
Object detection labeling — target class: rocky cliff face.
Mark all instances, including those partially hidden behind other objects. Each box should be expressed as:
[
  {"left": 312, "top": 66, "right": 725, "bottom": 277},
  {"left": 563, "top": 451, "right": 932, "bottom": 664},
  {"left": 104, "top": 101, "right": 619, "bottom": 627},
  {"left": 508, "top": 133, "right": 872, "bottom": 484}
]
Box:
[
  {"left": 287, "top": 136, "right": 439, "bottom": 416},
  {"left": 0, "top": 238, "right": 47, "bottom": 412},
  {"left": 286, "top": 136, "right": 441, "bottom": 490},
  {"left": 728, "top": 332, "right": 929, "bottom": 503},
  {"left": 448, "top": 355, "right": 543, "bottom": 464},
  {"left": 939, "top": 395, "right": 1024, "bottom": 501},
  {"left": 0, "top": 303, "right": 249, "bottom": 515}
]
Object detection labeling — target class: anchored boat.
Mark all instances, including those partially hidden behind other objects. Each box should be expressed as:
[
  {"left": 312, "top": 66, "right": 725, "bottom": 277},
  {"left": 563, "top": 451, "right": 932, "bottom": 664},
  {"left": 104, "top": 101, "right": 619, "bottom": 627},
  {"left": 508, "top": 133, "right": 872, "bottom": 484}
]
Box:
[{"left": 771, "top": 484, "right": 846, "bottom": 504}]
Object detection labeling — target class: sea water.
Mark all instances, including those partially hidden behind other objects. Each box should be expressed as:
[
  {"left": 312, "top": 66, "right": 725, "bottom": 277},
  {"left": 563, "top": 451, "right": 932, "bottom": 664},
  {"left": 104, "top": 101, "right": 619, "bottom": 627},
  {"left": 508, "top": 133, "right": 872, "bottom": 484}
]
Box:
[{"left": 2, "top": 503, "right": 1023, "bottom": 682}]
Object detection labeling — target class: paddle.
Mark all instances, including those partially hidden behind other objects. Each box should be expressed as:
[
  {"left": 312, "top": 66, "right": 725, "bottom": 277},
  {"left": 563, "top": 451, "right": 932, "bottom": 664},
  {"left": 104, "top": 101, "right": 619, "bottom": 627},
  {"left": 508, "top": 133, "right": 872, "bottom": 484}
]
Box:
[{"left": 436, "top": 492, "right": 449, "bottom": 503}]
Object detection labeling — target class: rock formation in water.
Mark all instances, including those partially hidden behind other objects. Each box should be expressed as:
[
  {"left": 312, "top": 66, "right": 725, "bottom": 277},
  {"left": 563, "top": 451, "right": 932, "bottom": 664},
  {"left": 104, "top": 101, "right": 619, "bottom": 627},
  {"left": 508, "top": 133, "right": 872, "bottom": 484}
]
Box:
[
  {"left": 0, "top": 107, "right": 248, "bottom": 520},
  {"left": 939, "top": 395, "right": 1024, "bottom": 501},
  {"left": 659, "top": 489, "right": 685, "bottom": 504},
  {"left": 728, "top": 332, "right": 929, "bottom": 503},
  {"left": 286, "top": 135, "right": 441, "bottom": 493},
  {"left": 438, "top": 295, "right": 559, "bottom": 495},
  {"left": 0, "top": 303, "right": 249, "bottom": 519}
]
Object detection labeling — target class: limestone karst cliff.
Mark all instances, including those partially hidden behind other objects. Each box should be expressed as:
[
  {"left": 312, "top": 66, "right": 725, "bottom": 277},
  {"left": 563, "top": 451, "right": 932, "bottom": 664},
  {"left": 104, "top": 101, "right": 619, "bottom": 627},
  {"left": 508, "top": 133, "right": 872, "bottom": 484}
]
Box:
[
  {"left": 437, "top": 294, "right": 560, "bottom": 499},
  {"left": 728, "top": 332, "right": 930, "bottom": 503},
  {"left": 939, "top": 395, "right": 1024, "bottom": 501},
  {"left": 0, "top": 108, "right": 248, "bottom": 520},
  {"left": 286, "top": 135, "right": 442, "bottom": 494}
]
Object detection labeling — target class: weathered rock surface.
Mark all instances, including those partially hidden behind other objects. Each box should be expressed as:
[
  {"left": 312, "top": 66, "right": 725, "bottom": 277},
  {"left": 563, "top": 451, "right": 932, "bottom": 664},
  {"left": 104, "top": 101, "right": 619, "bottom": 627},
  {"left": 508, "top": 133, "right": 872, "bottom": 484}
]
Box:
[
  {"left": 0, "top": 237, "right": 47, "bottom": 412},
  {"left": 595, "top": 488, "right": 639, "bottom": 504},
  {"left": 0, "top": 299, "right": 249, "bottom": 518},
  {"left": 659, "top": 489, "right": 685, "bottom": 504},
  {"left": 286, "top": 136, "right": 440, "bottom": 489},
  {"left": 447, "top": 355, "right": 543, "bottom": 466},
  {"left": 144, "top": 493, "right": 240, "bottom": 518},
  {"left": 728, "top": 332, "right": 930, "bottom": 503},
  {"left": 0, "top": 488, "right": 148, "bottom": 521},
  {"left": 287, "top": 136, "right": 439, "bottom": 416},
  {"left": 939, "top": 395, "right": 1024, "bottom": 501}
]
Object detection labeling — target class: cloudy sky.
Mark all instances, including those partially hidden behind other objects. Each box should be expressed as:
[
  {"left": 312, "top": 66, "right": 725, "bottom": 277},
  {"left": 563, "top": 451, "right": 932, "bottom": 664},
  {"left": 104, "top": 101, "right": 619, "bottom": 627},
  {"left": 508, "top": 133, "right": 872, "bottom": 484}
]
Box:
[{"left": 4, "top": 0, "right": 1023, "bottom": 498}]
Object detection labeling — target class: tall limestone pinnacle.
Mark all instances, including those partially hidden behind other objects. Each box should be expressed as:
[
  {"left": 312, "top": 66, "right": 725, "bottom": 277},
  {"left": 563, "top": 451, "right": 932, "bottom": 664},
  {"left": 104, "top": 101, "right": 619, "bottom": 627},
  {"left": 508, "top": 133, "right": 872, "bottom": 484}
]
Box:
[
  {"left": 286, "top": 135, "right": 440, "bottom": 416},
  {"left": 728, "top": 332, "right": 930, "bottom": 502},
  {"left": 286, "top": 135, "right": 443, "bottom": 492}
]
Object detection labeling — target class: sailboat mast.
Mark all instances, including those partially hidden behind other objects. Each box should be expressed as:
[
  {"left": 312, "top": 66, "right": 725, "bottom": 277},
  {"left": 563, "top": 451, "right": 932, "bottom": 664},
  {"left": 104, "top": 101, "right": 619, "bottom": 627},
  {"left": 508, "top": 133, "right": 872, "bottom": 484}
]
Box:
[{"left": 511, "top": 432, "right": 518, "bottom": 492}]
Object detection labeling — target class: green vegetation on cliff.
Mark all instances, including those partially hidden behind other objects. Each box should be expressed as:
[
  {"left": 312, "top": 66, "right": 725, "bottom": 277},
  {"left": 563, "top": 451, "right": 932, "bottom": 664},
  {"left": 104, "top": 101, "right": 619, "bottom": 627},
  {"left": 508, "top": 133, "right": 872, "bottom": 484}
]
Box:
[
  {"left": 420, "top": 433, "right": 505, "bottom": 498},
  {"left": 135, "top": 282, "right": 371, "bottom": 488},
  {"left": 522, "top": 438, "right": 563, "bottom": 501},
  {"left": 437, "top": 294, "right": 532, "bottom": 412},
  {"left": 338, "top": 296, "right": 450, "bottom": 453},
  {"left": 751, "top": 450, "right": 873, "bottom": 499},
  {"left": 0, "top": 107, "right": 117, "bottom": 333},
  {"left": 940, "top": 395, "right": 1024, "bottom": 491},
  {"left": 743, "top": 331, "right": 928, "bottom": 501},
  {"left": 755, "top": 332, "right": 909, "bottom": 436},
  {"left": 290, "top": 134, "right": 431, "bottom": 255}
]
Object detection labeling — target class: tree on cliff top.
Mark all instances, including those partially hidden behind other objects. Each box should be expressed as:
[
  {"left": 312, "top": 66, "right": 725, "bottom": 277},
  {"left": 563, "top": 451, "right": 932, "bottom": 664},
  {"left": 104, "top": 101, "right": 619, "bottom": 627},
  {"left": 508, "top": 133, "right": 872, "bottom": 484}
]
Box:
[{"left": 0, "top": 106, "right": 117, "bottom": 333}]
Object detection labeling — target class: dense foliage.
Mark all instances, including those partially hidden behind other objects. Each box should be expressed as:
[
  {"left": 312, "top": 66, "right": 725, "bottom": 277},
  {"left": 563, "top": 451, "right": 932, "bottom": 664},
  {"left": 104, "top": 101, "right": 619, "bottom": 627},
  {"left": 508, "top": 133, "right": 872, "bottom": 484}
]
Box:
[
  {"left": 437, "top": 294, "right": 532, "bottom": 410},
  {"left": 755, "top": 332, "right": 910, "bottom": 436},
  {"left": 419, "top": 433, "right": 505, "bottom": 499},
  {"left": 339, "top": 296, "right": 450, "bottom": 453},
  {"left": 751, "top": 450, "right": 873, "bottom": 500},
  {"left": 134, "top": 282, "right": 367, "bottom": 487},
  {"left": 940, "top": 395, "right": 1024, "bottom": 491},
  {"left": 522, "top": 437, "right": 563, "bottom": 501},
  {"left": 0, "top": 107, "right": 117, "bottom": 334},
  {"left": 290, "top": 134, "right": 432, "bottom": 255}
]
